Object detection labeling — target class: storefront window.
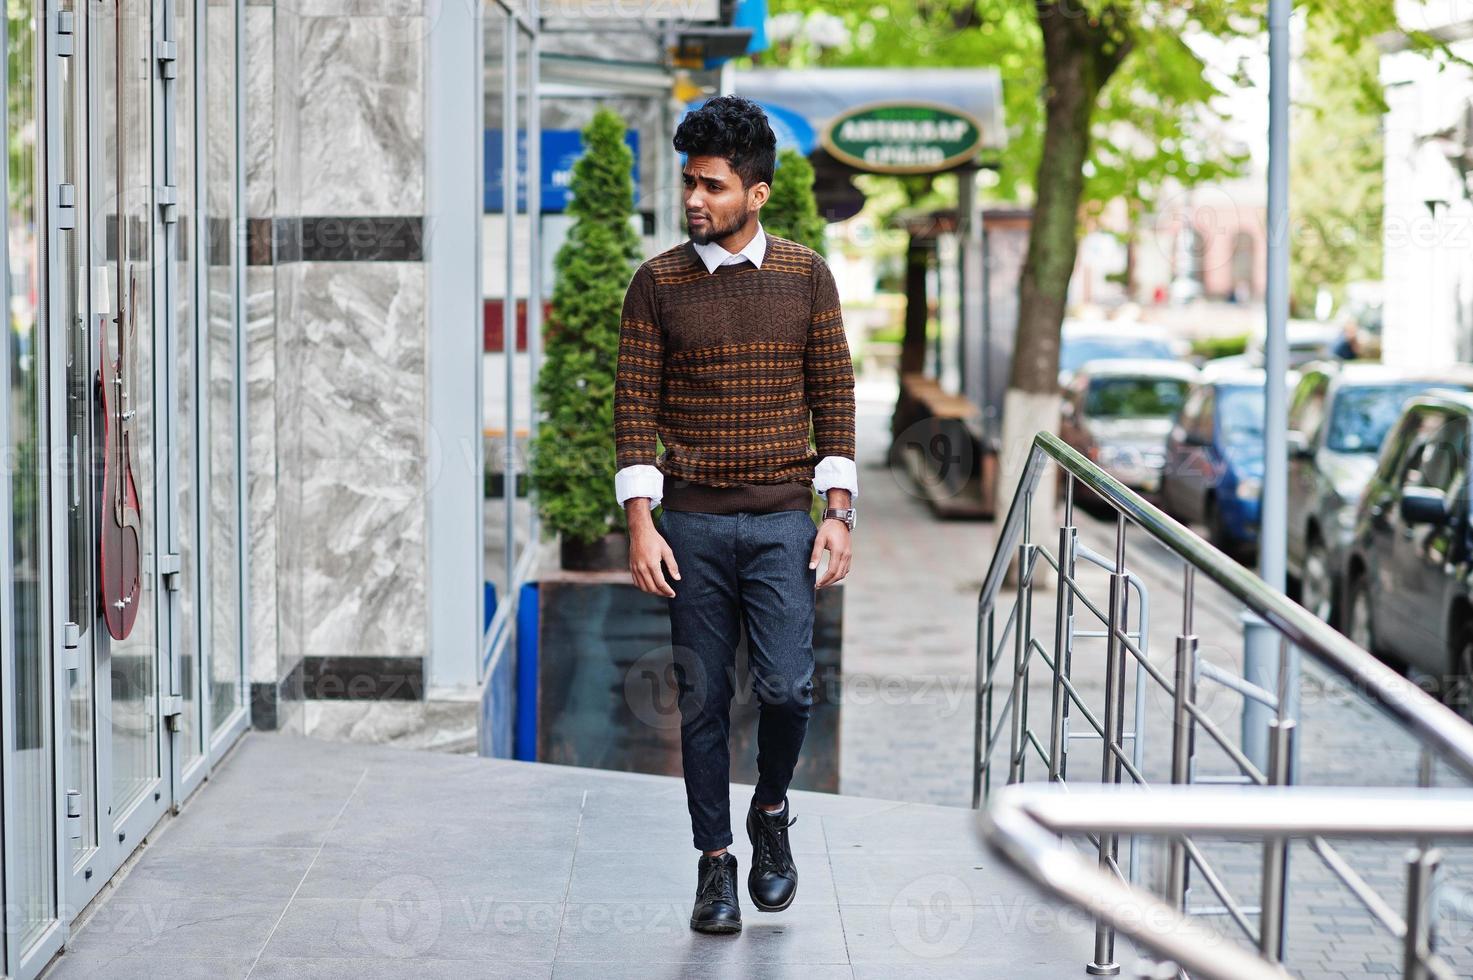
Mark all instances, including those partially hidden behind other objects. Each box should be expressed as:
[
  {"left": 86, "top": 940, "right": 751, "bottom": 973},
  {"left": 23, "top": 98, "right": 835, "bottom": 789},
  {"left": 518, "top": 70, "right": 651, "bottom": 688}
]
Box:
[
  {"left": 6, "top": 0, "right": 56, "bottom": 949},
  {"left": 206, "top": 0, "right": 242, "bottom": 734},
  {"left": 176, "top": 0, "right": 203, "bottom": 766}
]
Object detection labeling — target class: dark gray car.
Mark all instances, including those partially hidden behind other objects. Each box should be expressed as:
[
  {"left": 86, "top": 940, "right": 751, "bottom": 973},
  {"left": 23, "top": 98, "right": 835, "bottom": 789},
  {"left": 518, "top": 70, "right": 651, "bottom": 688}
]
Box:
[{"left": 1286, "top": 361, "right": 1473, "bottom": 625}]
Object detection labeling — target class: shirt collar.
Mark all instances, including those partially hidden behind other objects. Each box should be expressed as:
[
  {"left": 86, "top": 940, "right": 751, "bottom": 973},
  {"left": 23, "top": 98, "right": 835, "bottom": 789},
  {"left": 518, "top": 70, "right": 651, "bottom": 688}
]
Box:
[{"left": 691, "top": 223, "right": 767, "bottom": 274}]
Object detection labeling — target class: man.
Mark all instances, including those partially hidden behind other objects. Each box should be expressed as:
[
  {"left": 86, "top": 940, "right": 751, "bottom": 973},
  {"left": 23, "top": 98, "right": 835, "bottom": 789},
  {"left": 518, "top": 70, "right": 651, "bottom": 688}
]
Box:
[{"left": 612, "top": 95, "right": 858, "bottom": 936}]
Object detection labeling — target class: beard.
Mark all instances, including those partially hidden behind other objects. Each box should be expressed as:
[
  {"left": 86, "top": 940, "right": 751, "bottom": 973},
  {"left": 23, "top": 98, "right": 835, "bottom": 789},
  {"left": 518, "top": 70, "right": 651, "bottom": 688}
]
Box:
[{"left": 687, "top": 206, "right": 751, "bottom": 246}]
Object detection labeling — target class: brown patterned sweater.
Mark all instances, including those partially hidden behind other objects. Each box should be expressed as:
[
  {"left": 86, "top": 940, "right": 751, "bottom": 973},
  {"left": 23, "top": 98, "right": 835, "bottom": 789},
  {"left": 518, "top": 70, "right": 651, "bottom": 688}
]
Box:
[{"left": 614, "top": 234, "right": 856, "bottom": 514}]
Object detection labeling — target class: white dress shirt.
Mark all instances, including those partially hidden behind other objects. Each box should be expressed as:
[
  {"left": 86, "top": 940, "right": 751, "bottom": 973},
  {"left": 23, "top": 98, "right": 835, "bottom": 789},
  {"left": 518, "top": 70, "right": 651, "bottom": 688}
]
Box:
[{"left": 614, "top": 222, "right": 859, "bottom": 509}]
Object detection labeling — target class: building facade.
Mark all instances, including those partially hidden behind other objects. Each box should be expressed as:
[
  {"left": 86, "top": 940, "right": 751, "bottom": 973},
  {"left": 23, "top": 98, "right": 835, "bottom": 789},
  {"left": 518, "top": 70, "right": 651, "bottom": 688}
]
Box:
[
  {"left": 0, "top": 0, "right": 542, "bottom": 971},
  {"left": 1381, "top": 2, "right": 1473, "bottom": 368}
]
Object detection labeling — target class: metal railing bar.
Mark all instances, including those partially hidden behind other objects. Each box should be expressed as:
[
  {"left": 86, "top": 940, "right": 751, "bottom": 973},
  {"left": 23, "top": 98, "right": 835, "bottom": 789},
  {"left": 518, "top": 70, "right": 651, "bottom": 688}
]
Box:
[
  {"left": 1034, "top": 545, "right": 1059, "bottom": 572},
  {"left": 1109, "top": 624, "right": 1177, "bottom": 697},
  {"left": 982, "top": 795, "right": 1289, "bottom": 980},
  {"left": 977, "top": 435, "right": 1473, "bottom": 979},
  {"left": 978, "top": 433, "right": 1473, "bottom": 781},
  {"left": 1056, "top": 570, "right": 1113, "bottom": 629},
  {"left": 987, "top": 597, "right": 1021, "bottom": 674},
  {"left": 1308, "top": 835, "right": 1407, "bottom": 940},
  {"left": 1104, "top": 738, "right": 1149, "bottom": 787},
  {"left": 1024, "top": 730, "right": 1051, "bottom": 769},
  {"left": 1057, "top": 673, "right": 1108, "bottom": 738},
  {"left": 995, "top": 784, "right": 1473, "bottom": 838},
  {"left": 1184, "top": 702, "right": 1269, "bottom": 786},
  {"left": 985, "top": 698, "right": 1015, "bottom": 758},
  {"left": 1199, "top": 659, "right": 1280, "bottom": 709},
  {"left": 1182, "top": 837, "right": 1262, "bottom": 944}
]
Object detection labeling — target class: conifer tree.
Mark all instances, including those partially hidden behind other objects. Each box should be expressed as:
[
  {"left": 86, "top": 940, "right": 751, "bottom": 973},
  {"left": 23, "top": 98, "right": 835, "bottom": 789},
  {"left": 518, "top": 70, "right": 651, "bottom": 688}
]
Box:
[
  {"left": 763, "top": 148, "right": 826, "bottom": 256},
  {"left": 529, "top": 108, "right": 642, "bottom": 544}
]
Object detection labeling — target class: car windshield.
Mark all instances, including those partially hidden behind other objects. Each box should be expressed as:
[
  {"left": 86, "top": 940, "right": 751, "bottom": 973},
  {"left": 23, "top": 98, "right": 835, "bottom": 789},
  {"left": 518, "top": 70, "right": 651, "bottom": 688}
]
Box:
[
  {"left": 1217, "top": 385, "right": 1264, "bottom": 443},
  {"left": 1059, "top": 336, "right": 1174, "bottom": 374},
  {"left": 1084, "top": 377, "right": 1189, "bottom": 419},
  {"left": 1326, "top": 382, "right": 1473, "bottom": 453}
]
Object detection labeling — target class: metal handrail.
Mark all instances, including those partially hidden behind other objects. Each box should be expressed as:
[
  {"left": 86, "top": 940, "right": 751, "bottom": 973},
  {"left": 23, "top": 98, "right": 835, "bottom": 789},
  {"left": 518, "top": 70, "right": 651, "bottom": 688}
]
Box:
[
  {"left": 973, "top": 431, "right": 1473, "bottom": 978},
  {"left": 976, "top": 432, "right": 1473, "bottom": 783},
  {"left": 982, "top": 784, "right": 1473, "bottom": 980}
]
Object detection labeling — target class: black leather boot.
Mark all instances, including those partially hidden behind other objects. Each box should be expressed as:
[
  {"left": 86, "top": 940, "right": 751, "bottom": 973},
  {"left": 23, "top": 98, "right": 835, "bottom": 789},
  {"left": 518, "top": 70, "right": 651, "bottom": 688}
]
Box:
[
  {"left": 746, "top": 798, "right": 798, "bottom": 912},
  {"left": 690, "top": 851, "right": 742, "bottom": 934}
]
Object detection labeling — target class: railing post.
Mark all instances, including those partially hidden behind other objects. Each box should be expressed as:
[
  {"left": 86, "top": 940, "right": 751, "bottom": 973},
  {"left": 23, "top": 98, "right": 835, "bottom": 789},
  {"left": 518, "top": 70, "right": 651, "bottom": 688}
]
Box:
[
  {"left": 1259, "top": 718, "right": 1295, "bottom": 962},
  {"left": 1048, "top": 478, "right": 1077, "bottom": 783},
  {"left": 1008, "top": 540, "right": 1036, "bottom": 785},
  {"left": 974, "top": 602, "right": 988, "bottom": 808},
  {"left": 1403, "top": 846, "right": 1441, "bottom": 980},
  {"left": 1089, "top": 513, "right": 1128, "bottom": 977},
  {"left": 1167, "top": 567, "right": 1198, "bottom": 910},
  {"left": 978, "top": 608, "right": 996, "bottom": 806}
]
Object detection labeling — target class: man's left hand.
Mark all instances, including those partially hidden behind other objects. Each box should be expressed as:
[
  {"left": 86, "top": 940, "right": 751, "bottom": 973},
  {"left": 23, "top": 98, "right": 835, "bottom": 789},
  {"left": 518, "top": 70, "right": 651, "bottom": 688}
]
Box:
[{"left": 809, "top": 520, "right": 851, "bottom": 588}]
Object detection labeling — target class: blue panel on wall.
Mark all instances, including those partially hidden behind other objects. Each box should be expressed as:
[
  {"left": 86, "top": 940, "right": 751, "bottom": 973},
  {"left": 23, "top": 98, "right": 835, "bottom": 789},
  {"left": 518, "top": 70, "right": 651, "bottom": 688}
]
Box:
[
  {"left": 514, "top": 582, "right": 539, "bottom": 761},
  {"left": 486, "top": 129, "right": 640, "bottom": 213}
]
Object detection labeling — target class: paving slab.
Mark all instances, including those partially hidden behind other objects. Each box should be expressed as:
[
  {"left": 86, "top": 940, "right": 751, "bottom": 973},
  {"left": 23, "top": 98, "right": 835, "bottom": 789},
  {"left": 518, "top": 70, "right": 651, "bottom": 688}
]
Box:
[{"left": 42, "top": 732, "right": 1121, "bottom": 978}]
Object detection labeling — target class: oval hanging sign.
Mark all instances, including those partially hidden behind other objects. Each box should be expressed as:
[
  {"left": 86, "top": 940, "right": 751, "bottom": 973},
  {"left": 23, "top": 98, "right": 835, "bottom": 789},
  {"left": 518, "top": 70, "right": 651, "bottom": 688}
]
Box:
[{"left": 821, "top": 101, "right": 983, "bottom": 175}]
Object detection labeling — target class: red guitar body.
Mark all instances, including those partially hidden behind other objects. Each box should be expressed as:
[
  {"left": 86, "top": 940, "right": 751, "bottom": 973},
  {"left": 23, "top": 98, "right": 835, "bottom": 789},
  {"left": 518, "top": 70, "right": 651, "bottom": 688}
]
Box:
[{"left": 97, "top": 264, "right": 142, "bottom": 640}]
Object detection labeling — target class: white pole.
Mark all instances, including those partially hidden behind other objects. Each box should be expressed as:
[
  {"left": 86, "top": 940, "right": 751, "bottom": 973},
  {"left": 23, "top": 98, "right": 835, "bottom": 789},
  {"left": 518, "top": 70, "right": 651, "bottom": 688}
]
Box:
[{"left": 1244, "top": 0, "right": 1294, "bottom": 763}]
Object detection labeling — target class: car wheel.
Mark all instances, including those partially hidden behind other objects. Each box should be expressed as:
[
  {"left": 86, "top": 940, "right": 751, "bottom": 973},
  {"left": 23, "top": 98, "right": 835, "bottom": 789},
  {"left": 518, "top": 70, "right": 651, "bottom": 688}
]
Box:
[
  {"left": 1448, "top": 629, "right": 1473, "bottom": 722},
  {"left": 1301, "top": 537, "right": 1335, "bottom": 624},
  {"left": 1347, "top": 573, "right": 1377, "bottom": 656}
]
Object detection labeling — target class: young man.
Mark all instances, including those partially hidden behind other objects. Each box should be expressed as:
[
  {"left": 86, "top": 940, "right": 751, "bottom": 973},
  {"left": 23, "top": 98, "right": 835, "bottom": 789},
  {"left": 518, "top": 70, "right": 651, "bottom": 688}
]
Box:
[{"left": 612, "top": 95, "right": 858, "bottom": 935}]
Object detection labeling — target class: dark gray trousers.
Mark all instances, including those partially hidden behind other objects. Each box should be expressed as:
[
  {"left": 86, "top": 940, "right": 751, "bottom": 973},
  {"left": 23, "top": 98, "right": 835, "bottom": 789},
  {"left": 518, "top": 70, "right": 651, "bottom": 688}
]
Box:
[{"left": 657, "top": 509, "right": 818, "bottom": 851}]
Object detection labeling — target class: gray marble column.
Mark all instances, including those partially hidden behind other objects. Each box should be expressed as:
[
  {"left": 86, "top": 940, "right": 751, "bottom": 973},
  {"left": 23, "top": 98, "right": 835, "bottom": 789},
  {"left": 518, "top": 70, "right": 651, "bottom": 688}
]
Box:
[{"left": 245, "top": 0, "right": 472, "bottom": 746}]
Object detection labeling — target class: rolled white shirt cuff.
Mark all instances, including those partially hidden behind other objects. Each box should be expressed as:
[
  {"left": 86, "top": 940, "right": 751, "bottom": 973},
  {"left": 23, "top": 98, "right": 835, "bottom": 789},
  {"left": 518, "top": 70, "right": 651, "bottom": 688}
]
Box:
[
  {"left": 813, "top": 455, "right": 859, "bottom": 500},
  {"left": 615, "top": 464, "right": 664, "bottom": 509}
]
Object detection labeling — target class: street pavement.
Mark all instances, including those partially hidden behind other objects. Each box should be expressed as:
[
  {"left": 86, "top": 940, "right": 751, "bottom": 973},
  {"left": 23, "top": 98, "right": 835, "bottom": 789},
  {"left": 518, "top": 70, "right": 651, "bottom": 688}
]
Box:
[{"left": 44, "top": 734, "right": 1114, "bottom": 979}]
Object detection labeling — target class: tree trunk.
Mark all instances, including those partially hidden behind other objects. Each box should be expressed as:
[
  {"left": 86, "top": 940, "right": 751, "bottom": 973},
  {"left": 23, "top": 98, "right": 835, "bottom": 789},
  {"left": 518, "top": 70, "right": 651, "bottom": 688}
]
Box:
[
  {"left": 901, "top": 239, "right": 929, "bottom": 375},
  {"left": 995, "top": 3, "right": 1132, "bottom": 559}
]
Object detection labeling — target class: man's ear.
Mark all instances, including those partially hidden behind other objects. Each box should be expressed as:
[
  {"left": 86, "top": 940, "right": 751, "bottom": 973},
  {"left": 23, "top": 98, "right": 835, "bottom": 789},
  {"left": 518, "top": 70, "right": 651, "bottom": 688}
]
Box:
[{"left": 749, "top": 181, "right": 771, "bottom": 210}]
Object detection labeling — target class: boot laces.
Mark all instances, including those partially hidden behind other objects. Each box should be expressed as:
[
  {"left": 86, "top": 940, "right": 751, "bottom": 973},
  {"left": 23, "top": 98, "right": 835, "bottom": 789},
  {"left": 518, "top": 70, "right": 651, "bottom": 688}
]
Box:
[
  {"left": 753, "top": 809, "right": 797, "bottom": 877},
  {"left": 698, "top": 858, "right": 737, "bottom": 907}
]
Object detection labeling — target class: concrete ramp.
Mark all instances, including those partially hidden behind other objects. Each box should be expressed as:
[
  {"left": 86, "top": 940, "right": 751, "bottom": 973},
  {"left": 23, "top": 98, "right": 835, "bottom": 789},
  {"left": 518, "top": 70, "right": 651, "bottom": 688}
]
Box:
[{"left": 44, "top": 734, "right": 1122, "bottom": 979}]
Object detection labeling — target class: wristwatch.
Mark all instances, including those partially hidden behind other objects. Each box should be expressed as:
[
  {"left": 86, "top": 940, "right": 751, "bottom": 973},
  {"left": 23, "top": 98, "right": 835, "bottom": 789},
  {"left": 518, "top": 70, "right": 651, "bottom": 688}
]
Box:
[{"left": 822, "top": 507, "right": 856, "bottom": 531}]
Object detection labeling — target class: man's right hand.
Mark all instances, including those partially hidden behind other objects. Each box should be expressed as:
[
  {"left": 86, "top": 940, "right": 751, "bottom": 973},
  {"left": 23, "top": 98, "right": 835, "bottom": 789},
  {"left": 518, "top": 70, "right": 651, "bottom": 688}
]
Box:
[{"left": 627, "top": 502, "right": 679, "bottom": 597}]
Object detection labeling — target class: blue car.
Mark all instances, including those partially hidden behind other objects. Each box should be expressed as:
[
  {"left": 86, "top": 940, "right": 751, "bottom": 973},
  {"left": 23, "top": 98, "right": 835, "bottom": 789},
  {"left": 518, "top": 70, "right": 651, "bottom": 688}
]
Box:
[{"left": 1161, "top": 368, "right": 1291, "bottom": 559}]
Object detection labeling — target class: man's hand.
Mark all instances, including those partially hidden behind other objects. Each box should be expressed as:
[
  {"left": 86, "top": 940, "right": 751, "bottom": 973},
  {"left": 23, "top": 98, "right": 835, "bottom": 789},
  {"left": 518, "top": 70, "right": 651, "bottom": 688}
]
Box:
[
  {"left": 627, "top": 502, "right": 679, "bottom": 597},
  {"left": 810, "top": 519, "right": 851, "bottom": 588}
]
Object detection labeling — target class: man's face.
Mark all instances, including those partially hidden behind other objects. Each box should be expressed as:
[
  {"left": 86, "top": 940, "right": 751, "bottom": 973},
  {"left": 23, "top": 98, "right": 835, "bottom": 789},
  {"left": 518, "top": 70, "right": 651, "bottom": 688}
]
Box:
[{"left": 682, "top": 154, "right": 768, "bottom": 246}]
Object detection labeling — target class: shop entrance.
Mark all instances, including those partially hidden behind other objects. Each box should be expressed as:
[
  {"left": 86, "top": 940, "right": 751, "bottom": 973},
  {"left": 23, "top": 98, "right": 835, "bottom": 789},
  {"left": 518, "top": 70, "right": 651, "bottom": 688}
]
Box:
[{"left": 18, "top": 0, "right": 250, "bottom": 955}]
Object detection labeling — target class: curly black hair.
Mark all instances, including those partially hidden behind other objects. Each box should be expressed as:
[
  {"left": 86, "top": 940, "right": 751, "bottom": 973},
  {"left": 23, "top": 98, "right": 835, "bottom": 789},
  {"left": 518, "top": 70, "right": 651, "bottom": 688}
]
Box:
[{"left": 672, "top": 95, "right": 777, "bottom": 188}]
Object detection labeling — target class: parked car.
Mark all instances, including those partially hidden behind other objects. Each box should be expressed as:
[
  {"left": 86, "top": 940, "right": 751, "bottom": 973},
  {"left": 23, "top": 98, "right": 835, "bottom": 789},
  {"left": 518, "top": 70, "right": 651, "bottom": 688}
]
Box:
[
  {"left": 1342, "top": 392, "right": 1473, "bottom": 716},
  {"left": 1058, "top": 319, "right": 1182, "bottom": 388},
  {"left": 1059, "top": 359, "right": 1198, "bottom": 499},
  {"left": 1286, "top": 362, "right": 1473, "bottom": 624},
  {"left": 1161, "top": 367, "right": 1296, "bottom": 559},
  {"left": 1247, "top": 319, "right": 1344, "bottom": 369}
]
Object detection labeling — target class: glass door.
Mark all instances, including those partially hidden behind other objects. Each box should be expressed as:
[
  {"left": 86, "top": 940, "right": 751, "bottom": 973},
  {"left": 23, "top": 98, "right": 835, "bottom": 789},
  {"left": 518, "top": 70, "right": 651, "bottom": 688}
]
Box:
[
  {"left": 96, "top": 0, "right": 168, "bottom": 848},
  {"left": 5, "top": 0, "right": 61, "bottom": 970},
  {"left": 55, "top": 0, "right": 173, "bottom": 916}
]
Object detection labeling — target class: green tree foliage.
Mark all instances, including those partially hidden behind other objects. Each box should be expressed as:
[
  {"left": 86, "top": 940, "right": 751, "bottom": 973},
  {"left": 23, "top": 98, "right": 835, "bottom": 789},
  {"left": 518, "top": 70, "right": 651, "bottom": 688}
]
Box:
[
  {"left": 1290, "top": 13, "right": 1384, "bottom": 317},
  {"left": 761, "top": 0, "right": 1458, "bottom": 396},
  {"left": 764, "top": 148, "right": 828, "bottom": 255},
  {"left": 529, "top": 108, "right": 643, "bottom": 544}
]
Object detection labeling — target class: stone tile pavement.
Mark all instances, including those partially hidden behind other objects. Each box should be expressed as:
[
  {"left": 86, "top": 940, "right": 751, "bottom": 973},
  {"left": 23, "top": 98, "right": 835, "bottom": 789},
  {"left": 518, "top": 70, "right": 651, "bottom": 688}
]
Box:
[{"left": 42, "top": 733, "right": 1127, "bottom": 979}]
